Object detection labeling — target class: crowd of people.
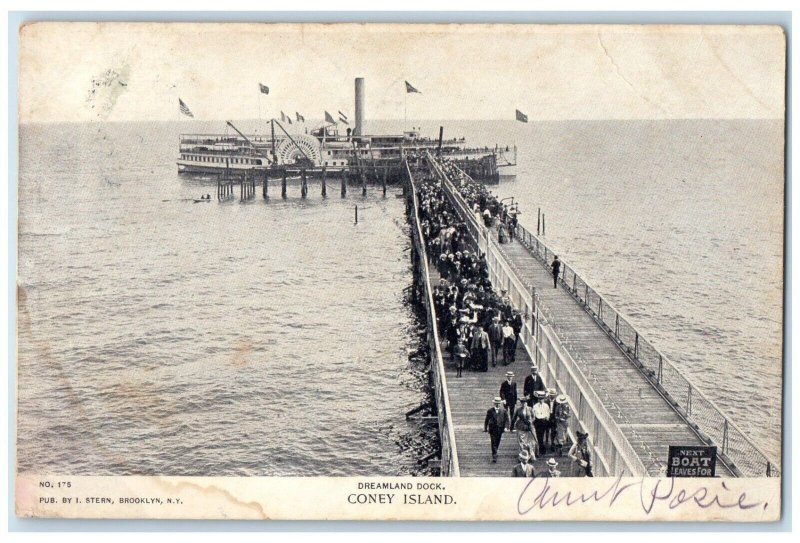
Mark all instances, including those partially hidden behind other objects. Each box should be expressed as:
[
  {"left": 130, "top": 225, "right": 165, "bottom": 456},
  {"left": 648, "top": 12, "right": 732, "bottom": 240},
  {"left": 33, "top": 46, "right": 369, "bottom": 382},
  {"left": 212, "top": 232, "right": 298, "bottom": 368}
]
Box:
[
  {"left": 416, "top": 173, "right": 524, "bottom": 376},
  {"left": 438, "top": 157, "right": 520, "bottom": 244},
  {"left": 484, "top": 368, "right": 581, "bottom": 475},
  {"left": 412, "top": 154, "right": 594, "bottom": 478}
]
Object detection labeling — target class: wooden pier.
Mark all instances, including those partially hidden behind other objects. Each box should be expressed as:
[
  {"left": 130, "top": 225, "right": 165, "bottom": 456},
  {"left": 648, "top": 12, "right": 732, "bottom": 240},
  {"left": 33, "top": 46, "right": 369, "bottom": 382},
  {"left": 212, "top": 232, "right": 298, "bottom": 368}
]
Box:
[
  {"left": 211, "top": 163, "right": 399, "bottom": 201},
  {"left": 484, "top": 237, "right": 731, "bottom": 476},
  {"left": 424, "top": 264, "right": 558, "bottom": 476},
  {"left": 441, "top": 297, "right": 558, "bottom": 476},
  {"left": 405, "top": 154, "right": 750, "bottom": 477}
]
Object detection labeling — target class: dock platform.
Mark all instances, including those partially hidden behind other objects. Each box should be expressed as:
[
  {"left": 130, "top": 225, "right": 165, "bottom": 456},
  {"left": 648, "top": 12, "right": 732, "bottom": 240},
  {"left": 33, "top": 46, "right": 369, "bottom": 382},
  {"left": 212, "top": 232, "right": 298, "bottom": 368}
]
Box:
[
  {"left": 431, "top": 222, "right": 726, "bottom": 477},
  {"left": 494, "top": 237, "right": 730, "bottom": 476}
]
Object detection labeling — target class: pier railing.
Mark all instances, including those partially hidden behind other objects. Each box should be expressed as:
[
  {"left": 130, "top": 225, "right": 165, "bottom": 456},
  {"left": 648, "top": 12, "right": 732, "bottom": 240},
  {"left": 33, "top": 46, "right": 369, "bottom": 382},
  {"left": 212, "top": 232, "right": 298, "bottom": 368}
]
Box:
[
  {"left": 512, "top": 222, "right": 781, "bottom": 478},
  {"left": 431, "top": 153, "right": 780, "bottom": 478},
  {"left": 404, "top": 158, "right": 461, "bottom": 477},
  {"left": 427, "top": 153, "right": 647, "bottom": 477}
]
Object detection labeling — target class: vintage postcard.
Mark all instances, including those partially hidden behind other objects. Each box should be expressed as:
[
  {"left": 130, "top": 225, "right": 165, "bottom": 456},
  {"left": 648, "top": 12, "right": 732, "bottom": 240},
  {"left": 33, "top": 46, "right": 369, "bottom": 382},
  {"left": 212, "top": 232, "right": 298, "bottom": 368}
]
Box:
[{"left": 15, "top": 22, "right": 785, "bottom": 521}]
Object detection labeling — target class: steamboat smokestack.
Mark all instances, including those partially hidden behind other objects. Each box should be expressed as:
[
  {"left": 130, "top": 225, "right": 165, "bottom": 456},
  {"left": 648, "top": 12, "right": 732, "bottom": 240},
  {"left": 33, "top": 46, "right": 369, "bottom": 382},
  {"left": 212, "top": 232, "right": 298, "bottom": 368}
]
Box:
[{"left": 354, "top": 77, "right": 365, "bottom": 137}]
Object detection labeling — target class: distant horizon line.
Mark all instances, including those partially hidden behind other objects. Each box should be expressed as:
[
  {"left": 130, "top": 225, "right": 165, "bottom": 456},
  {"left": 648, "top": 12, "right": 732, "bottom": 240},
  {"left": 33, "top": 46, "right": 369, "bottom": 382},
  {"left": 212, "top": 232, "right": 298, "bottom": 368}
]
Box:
[{"left": 19, "top": 117, "right": 783, "bottom": 125}]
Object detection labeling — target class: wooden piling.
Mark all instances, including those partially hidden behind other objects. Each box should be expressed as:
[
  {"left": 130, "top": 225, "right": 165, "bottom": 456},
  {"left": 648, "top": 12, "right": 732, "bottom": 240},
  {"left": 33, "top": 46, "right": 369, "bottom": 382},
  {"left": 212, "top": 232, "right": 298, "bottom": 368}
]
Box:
[
  {"left": 301, "top": 169, "right": 308, "bottom": 198},
  {"left": 537, "top": 208, "right": 541, "bottom": 235},
  {"left": 341, "top": 169, "right": 347, "bottom": 198},
  {"left": 281, "top": 170, "right": 287, "bottom": 199},
  {"left": 321, "top": 166, "right": 327, "bottom": 198},
  {"left": 355, "top": 204, "right": 358, "bottom": 224},
  {"left": 263, "top": 171, "right": 268, "bottom": 199},
  {"left": 382, "top": 164, "right": 388, "bottom": 197},
  {"left": 542, "top": 213, "right": 546, "bottom": 236}
]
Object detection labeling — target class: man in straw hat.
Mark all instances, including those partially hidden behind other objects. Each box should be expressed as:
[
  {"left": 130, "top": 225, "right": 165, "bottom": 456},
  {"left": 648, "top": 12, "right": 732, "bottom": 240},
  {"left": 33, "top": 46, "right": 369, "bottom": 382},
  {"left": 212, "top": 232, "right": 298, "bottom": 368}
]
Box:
[
  {"left": 532, "top": 391, "right": 551, "bottom": 457},
  {"left": 542, "top": 458, "right": 561, "bottom": 478},
  {"left": 484, "top": 396, "right": 509, "bottom": 463},
  {"left": 499, "top": 371, "right": 518, "bottom": 430},
  {"left": 512, "top": 450, "right": 535, "bottom": 477},
  {"left": 553, "top": 394, "right": 572, "bottom": 457}
]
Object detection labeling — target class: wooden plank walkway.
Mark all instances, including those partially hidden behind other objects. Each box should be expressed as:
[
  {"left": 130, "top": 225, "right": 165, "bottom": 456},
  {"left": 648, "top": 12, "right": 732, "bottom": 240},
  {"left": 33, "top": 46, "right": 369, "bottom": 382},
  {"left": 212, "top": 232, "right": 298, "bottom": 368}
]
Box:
[
  {"left": 443, "top": 329, "right": 562, "bottom": 477},
  {"left": 412, "top": 157, "right": 732, "bottom": 477},
  {"left": 495, "top": 238, "right": 732, "bottom": 476},
  {"left": 430, "top": 268, "right": 566, "bottom": 477}
]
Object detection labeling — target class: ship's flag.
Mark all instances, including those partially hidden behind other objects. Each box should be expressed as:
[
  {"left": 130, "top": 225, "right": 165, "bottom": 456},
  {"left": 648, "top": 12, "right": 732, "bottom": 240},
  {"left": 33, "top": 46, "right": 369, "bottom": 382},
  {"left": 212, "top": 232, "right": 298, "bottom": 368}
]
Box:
[
  {"left": 405, "top": 81, "right": 421, "bottom": 93},
  {"left": 515, "top": 109, "right": 528, "bottom": 123},
  {"left": 287, "top": 117, "right": 293, "bottom": 125},
  {"left": 296, "top": 112, "right": 305, "bottom": 122},
  {"left": 179, "top": 98, "right": 194, "bottom": 118},
  {"left": 338, "top": 110, "right": 348, "bottom": 120},
  {"left": 281, "top": 111, "right": 287, "bottom": 122},
  {"left": 259, "top": 83, "right": 270, "bottom": 95},
  {"left": 324, "top": 111, "right": 336, "bottom": 124}
]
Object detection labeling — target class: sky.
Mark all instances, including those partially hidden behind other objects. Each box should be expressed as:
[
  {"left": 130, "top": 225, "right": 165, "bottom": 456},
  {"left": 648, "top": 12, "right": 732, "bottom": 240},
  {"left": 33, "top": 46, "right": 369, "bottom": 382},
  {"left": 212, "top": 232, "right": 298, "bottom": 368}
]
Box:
[{"left": 18, "top": 22, "right": 786, "bottom": 123}]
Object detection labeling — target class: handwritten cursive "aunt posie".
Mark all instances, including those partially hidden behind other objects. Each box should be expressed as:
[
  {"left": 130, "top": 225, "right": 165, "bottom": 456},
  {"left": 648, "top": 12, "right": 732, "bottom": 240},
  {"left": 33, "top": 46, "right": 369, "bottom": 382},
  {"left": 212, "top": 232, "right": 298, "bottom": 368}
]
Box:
[{"left": 517, "top": 476, "right": 768, "bottom": 516}]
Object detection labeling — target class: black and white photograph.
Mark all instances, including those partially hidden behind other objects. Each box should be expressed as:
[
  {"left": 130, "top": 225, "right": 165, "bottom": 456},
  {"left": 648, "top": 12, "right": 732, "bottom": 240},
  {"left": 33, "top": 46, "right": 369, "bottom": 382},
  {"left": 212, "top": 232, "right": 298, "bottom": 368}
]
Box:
[{"left": 12, "top": 20, "right": 786, "bottom": 521}]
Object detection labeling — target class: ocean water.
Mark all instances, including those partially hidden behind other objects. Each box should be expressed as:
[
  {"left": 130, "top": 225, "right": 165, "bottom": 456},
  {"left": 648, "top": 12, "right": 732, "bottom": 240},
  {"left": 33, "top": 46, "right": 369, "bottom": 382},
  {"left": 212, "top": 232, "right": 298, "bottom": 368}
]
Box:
[
  {"left": 17, "top": 121, "right": 432, "bottom": 476},
  {"left": 494, "top": 119, "right": 784, "bottom": 461},
  {"left": 17, "top": 118, "right": 784, "bottom": 474}
]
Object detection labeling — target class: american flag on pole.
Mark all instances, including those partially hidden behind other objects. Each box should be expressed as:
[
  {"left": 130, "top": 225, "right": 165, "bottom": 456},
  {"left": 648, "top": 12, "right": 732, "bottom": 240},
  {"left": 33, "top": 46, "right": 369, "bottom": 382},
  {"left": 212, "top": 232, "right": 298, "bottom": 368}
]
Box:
[
  {"left": 405, "top": 81, "right": 421, "bottom": 93},
  {"left": 324, "top": 111, "right": 336, "bottom": 124},
  {"left": 259, "top": 83, "right": 270, "bottom": 95},
  {"left": 515, "top": 109, "right": 528, "bottom": 123},
  {"left": 179, "top": 98, "right": 194, "bottom": 118}
]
